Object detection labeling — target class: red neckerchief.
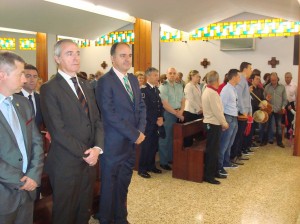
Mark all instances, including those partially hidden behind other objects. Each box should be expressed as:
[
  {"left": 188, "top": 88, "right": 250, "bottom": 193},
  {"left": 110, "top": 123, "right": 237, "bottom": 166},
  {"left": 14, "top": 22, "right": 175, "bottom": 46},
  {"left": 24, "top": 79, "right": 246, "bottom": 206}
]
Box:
[{"left": 206, "top": 85, "right": 219, "bottom": 95}]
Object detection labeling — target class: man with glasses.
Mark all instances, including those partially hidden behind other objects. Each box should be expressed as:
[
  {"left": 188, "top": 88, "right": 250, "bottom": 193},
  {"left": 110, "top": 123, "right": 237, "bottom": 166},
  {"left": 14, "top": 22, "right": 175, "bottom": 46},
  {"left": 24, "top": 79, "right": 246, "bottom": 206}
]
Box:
[{"left": 18, "top": 64, "right": 43, "bottom": 129}]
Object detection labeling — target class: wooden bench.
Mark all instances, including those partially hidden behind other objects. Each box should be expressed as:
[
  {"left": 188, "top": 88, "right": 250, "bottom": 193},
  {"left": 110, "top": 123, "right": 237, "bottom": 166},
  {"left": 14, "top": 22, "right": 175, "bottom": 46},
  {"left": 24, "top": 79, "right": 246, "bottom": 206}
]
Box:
[{"left": 172, "top": 119, "right": 205, "bottom": 183}]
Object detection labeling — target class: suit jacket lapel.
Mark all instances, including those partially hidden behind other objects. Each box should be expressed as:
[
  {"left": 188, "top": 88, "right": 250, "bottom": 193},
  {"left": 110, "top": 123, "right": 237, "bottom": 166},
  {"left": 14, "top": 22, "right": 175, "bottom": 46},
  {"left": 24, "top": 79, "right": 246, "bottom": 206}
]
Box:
[
  {"left": 12, "top": 99, "right": 28, "bottom": 150},
  {"left": 0, "top": 111, "right": 18, "bottom": 146},
  {"left": 56, "top": 73, "right": 88, "bottom": 116},
  {"left": 110, "top": 69, "right": 134, "bottom": 107}
]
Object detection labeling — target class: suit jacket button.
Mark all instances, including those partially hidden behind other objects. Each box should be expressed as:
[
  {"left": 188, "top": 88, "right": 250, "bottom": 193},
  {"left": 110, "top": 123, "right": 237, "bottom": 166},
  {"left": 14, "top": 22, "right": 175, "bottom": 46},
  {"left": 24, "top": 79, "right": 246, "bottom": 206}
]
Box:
[
  {"left": 14, "top": 188, "right": 18, "bottom": 190},
  {"left": 19, "top": 158, "right": 22, "bottom": 161}
]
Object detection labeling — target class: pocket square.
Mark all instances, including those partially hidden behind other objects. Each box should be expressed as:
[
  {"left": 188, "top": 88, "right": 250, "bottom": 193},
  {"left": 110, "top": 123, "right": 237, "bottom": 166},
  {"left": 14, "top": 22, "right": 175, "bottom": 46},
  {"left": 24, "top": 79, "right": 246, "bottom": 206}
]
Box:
[{"left": 26, "top": 117, "right": 33, "bottom": 126}]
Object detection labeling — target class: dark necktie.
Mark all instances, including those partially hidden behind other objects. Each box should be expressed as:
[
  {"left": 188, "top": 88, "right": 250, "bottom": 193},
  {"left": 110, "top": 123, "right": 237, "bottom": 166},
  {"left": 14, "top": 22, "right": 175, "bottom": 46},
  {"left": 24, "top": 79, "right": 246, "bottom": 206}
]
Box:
[
  {"left": 28, "top": 94, "right": 35, "bottom": 114},
  {"left": 71, "top": 77, "right": 89, "bottom": 115}
]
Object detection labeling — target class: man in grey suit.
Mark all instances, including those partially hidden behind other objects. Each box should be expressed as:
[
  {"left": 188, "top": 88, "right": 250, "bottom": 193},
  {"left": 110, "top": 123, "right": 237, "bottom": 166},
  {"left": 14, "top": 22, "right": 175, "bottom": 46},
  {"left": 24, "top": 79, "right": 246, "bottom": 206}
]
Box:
[
  {"left": 0, "top": 51, "right": 44, "bottom": 224},
  {"left": 40, "top": 39, "right": 103, "bottom": 224}
]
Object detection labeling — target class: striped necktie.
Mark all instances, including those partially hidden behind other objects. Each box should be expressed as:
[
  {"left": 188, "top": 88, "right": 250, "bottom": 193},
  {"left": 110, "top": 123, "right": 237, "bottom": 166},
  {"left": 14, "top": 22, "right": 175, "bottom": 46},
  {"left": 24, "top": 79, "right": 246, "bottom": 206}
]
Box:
[
  {"left": 71, "top": 77, "right": 89, "bottom": 115},
  {"left": 123, "top": 76, "right": 134, "bottom": 102},
  {"left": 3, "top": 97, "right": 28, "bottom": 172}
]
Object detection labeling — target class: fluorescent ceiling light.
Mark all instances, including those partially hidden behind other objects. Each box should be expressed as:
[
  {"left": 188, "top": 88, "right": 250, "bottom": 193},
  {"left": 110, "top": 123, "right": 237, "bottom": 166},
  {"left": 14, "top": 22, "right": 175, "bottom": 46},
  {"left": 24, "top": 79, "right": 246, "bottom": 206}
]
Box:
[
  {"left": 160, "top": 24, "right": 178, "bottom": 32},
  {"left": 57, "top": 35, "right": 85, "bottom": 41},
  {"left": 0, "top": 27, "right": 37, "bottom": 35},
  {"left": 44, "top": 0, "right": 136, "bottom": 23}
]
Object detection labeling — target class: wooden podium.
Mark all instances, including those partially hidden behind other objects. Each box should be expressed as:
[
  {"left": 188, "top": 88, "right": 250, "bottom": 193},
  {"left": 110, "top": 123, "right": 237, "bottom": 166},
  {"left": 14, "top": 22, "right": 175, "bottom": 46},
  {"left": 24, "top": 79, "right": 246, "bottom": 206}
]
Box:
[{"left": 172, "top": 119, "right": 205, "bottom": 183}]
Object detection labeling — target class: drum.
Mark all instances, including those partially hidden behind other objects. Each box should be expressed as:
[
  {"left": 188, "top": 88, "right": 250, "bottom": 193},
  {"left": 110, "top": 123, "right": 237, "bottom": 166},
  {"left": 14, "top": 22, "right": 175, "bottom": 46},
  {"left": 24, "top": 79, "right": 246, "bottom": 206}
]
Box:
[
  {"left": 259, "top": 100, "right": 273, "bottom": 114},
  {"left": 261, "top": 111, "right": 269, "bottom": 123},
  {"left": 253, "top": 110, "right": 269, "bottom": 123}
]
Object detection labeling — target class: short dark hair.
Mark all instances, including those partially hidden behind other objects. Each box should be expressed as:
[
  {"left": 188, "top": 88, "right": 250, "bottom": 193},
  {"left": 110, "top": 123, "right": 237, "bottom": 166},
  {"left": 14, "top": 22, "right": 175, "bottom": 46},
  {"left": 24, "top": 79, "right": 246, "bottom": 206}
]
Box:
[
  {"left": 110, "top": 42, "right": 130, "bottom": 56},
  {"left": 263, "top": 73, "right": 271, "bottom": 81},
  {"left": 145, "top": 67, "right": 158, "bottom": 76},
  {"left": 250, "top": 73, "right": 260, "bottom": 80},
  {"left": 240, "top": 62, "right": 251, "bottom": 72},
  {"left": 227, "top": 69, "right": 239, "bottom": 81},
  {"left": 0, "top": 51, "right": 25, "bottom": 74},
  {"left": 24, "top": 63, "right": 38, "bottom": 73}
]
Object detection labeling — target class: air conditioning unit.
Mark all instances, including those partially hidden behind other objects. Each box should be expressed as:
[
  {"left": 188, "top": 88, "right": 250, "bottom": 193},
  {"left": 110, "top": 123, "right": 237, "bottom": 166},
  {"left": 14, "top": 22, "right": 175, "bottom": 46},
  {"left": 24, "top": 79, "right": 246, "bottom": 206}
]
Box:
[{"left": 220, "top": 38, "right": 255, "bottom": 51}]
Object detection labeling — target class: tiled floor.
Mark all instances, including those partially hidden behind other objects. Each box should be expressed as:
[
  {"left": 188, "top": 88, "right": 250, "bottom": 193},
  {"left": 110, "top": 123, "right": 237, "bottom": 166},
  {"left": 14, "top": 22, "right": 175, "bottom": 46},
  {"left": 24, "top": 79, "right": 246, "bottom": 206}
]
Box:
[{"left": 90, "top": 142, "right": 300, "bottom": 224}]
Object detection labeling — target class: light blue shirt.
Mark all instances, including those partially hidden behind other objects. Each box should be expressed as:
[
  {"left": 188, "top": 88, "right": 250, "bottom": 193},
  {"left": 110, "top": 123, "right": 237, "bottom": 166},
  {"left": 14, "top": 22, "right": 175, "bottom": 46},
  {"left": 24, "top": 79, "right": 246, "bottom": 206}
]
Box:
[
  {"left": 235, "top": 74, "right": 252, "bottom": 114},
  {"left": 0, "top": 93, "right": 28, "bottom": 173},
  {"left": 220, "top": 83, "right": 238, "bottom": 117},
  {"left": 159, "top": 80, "right": 184, "bottom": 109}
]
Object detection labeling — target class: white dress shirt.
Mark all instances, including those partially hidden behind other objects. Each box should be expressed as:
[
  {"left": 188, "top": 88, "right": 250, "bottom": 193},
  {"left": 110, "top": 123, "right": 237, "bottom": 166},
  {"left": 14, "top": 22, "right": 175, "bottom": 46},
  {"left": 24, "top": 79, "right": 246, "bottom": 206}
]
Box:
[
  {"left": 58, "top": 69, "right": 87, "bottom": 99},
  {"left": 21, "top": 89, "right": 37, "bottom": 115},
  {"left": 284, "top": 82, "right": 297, "bottom": 103}
]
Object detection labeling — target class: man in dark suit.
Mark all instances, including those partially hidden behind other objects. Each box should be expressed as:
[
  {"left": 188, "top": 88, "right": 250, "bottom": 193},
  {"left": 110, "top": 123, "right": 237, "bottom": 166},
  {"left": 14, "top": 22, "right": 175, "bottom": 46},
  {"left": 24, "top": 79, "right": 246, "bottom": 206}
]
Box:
[
  {"left": 138, "top": 67, "right": 164, "bottom": 178},
  {"left": 40, "top": 39, "right": 104, "bottom": 224},
  {"left": 0, "top": 51, "right": 44, "bottom": 224},
  {"left": 95, "top": 42, "right": 146, "bottom": 224},
  {"left": 17, "top": 64, "right": 43, "bottom": 129}
]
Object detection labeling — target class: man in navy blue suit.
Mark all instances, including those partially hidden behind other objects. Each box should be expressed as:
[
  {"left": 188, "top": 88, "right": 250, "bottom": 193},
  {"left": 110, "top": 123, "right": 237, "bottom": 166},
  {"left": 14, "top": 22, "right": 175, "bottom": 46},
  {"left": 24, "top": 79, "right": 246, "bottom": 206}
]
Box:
[
  {"left": 95, "top": 42, "right": 146, "bottom": 224},
  {"left": 18, "top": 64, "right": 43, "bottom": 129}
]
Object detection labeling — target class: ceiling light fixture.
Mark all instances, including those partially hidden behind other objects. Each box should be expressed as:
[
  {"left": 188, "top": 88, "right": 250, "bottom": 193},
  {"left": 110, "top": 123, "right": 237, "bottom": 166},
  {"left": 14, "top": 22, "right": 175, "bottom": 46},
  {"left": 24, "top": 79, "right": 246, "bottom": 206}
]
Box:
[
  {"left": 0, "top": 27, "right": 37, "bottom": 35},
  {"left": 44, "top": 0, "right": 136, "bottom": 23}
]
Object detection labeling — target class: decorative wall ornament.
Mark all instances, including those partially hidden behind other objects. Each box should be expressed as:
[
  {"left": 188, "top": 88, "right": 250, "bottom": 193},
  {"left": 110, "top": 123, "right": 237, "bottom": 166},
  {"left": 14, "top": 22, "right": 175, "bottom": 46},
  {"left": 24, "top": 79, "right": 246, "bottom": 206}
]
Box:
[
  {"left": 0, "top": 38, "right": 16, "bottom": 50},
  {"left": 19, "top": 38, "right": 36, "bottom": 50},
  {"left": 95, "top": 30, "right": 134, "bottom": 46},
  {"left": 268, "top": 57, "right": 279, "bottom": 68},
  {"left": 101, "top": 61, "right": 108, "bottom": 70},
  {"left": 200, "top": 58, "right": 210, "bottom": 68}
]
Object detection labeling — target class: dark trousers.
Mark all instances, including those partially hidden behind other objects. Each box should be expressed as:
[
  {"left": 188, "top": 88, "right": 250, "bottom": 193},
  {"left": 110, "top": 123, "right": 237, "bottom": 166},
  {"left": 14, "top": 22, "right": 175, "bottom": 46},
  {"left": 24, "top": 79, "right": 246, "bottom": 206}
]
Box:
[
  {"left": 230, "top": 120, "right": 247, "bottom": 159},
  {"left": 49, "top": 166, "right": 96, "bottom": 224},
  {"left": 263, "top": 112, "right": 283, "bottom": 144},
  {"left": 0, "top": 191, "right": 33, "bottom": 224},
  {"left": 183, "top": 111, "right": 202, "bottom": 147},
  {"left": 99, "top": 148, "right": 135, "bottom": 224},
  {"left": 204, "top": 123, "right": 221, "bottom": 180},
  {"left": 139, "top": 125, "right": 159, "bottom": 172},
  {"left": 284, "top": 102, "right": 295, "bottom": 137}
]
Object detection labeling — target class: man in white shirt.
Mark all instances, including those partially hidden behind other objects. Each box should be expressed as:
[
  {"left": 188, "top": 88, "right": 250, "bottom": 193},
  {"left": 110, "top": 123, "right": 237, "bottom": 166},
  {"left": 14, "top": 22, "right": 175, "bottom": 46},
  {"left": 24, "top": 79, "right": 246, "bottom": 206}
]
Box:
[{"left": 284, "top": 72, "right": 297, "bottom": 138}]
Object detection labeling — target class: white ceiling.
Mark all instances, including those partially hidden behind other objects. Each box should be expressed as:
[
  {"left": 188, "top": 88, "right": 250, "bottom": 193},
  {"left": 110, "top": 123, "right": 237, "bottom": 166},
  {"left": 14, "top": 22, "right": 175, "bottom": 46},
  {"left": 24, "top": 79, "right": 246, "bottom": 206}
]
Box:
[
  {"left": 0, "top": 0, "right": 299, "bottom": 39},
  {"left": 87, "top": 0, "right": 300, "bottom": 31}
]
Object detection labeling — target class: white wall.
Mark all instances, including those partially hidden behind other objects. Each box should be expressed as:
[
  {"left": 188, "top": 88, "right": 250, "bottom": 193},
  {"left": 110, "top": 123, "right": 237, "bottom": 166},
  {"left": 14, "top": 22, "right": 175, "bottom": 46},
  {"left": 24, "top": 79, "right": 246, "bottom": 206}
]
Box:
[
  {"left": 0, "top": 31, "right": 36, "bottom": 65},
  {"left": 160, "top": 37, "right": 298, "bottom": 83},
  {"left": 80, "top": 42, "right": 134, "bottom": 75}
]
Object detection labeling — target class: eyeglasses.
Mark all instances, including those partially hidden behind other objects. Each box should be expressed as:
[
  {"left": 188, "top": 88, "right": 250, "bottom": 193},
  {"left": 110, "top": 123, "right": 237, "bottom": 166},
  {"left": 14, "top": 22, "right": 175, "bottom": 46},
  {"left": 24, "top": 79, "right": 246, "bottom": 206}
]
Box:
[{"left": 25, "top": 74, "right": 38, "bottom": 79}]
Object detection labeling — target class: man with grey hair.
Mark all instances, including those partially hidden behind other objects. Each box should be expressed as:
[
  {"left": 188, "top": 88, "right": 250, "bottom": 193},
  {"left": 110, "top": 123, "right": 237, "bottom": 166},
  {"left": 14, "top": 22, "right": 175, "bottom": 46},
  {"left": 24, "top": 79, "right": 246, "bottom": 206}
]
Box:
[
  {"left": 0, "top": 51, "right": 44, "bottom": 223},
  {"left": 262, "top": 72, "right": 287, "bottom": 147},
  {"left": 159, "top": 67, "right": 185, "bottom": 170},
  {"left": 138, "top": 67, "right": 164, "bottom": 178},
  {"left": 202, "top": 70, "right": 228, "bottom": 184},
  {"left": 40, "top": 39, "right": 103, "bottom": 224}
]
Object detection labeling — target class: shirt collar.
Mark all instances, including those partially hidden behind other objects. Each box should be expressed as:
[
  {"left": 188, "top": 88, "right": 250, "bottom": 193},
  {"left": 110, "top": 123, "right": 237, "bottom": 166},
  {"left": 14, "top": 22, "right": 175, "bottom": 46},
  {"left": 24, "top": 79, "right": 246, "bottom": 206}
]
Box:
[
  {"left": 58, "top": 69, "right": 78, "bottom": 83},
  {"left": 0, "top": 93, "right": 12, "bottom": 104},
  {"left": 113, "top": 67, "right": 128, "bottom": 79},
  {"left": 147, "top": 82, "right": 155, "bottom": 88},
  {"left": 21, "top": 89, "right": 34, "bottom": 97}
]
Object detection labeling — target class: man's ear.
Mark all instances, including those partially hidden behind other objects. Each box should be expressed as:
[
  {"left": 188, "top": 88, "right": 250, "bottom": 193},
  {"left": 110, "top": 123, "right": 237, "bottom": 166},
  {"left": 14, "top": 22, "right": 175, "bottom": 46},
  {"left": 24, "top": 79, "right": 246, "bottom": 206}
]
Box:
[
  {"left": 54, "top": 56, "right": 60, "bottom": 65},
  {"left": 0, "top": 71, "right": 6, "bottom": 81}
]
